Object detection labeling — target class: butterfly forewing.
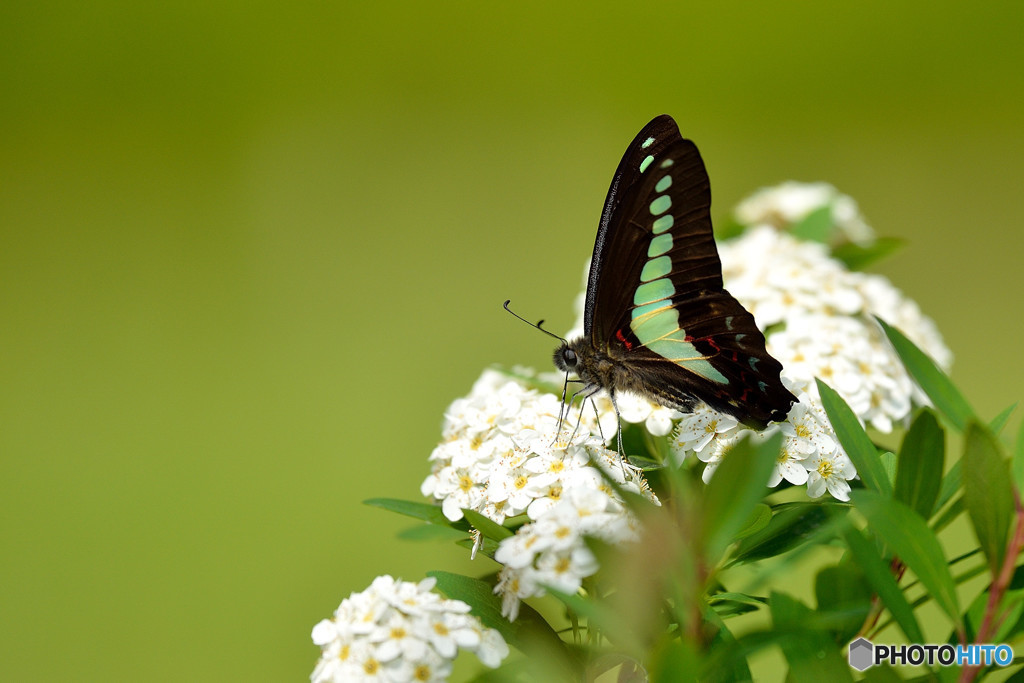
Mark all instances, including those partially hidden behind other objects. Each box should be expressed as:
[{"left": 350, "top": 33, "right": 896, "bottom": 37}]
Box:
[{"left": 583, "top": 115, "right": 796, "bottom": 428}]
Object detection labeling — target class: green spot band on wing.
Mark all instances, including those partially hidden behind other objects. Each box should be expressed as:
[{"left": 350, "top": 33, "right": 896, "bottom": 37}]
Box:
[
  {"left": 640, "top": 155, "right": 655, "bottom": 173},
  {"left": 648, "top": 233, "right": 673, "bottom": 257},
  {"left": 655, "top": 175, "right": 672, "bottom": 192},
  {"left": 633, "top": 278, "right": 675, "bottom": 306},
  {"left": 647, "top": 233, "right": 671, "bottom": 258},
  {"left": 640, "top": 255, "right": 672, "bottom": 282},
  {"left": 649, "top": 195, "right": 672, "bottom": 215},
  {"left": 652, "top": 215, "right": 674, "bottom": 234}
]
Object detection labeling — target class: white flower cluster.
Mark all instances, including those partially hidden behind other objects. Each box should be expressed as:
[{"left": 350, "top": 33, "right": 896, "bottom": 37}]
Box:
[
  {"left": 421, "top": 369, "right": 660, "bottom": 621},
  {"left": 421, "top": 369, "right": 621, "bottom": 523},
  {"left": 310, "top": 576, "right": 508, "bottom": 683},
  {"left": 664, "top": 185, "right": 951, "bottom": 499},
  {"left": 733, "top": 180, "right": 875, "bottom": 245},
  {"left": 492, "top": 433, "right": 657, "bottom": 620}
]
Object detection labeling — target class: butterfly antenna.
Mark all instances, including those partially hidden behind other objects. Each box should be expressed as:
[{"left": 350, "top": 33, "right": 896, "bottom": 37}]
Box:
[{"left": 503, "top": 300, "right": 566, "bottom": 343}]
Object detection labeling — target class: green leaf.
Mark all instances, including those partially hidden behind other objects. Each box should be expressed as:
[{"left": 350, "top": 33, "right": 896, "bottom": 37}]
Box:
[
  {"left": 733, "top": 503, "right": 772, "bottom": 541},
  {"left": 770, "top": 592, "right": 854, "bottom": 682},
  {"left": 876, "top": 318, "right": 975, "bottom": 431},
  {"left": 840, "top": 523, "right": 924, "bottom": 643},
  {"left": 832, "top": 236, "right": 905, "bottom": 270},
  {"left": 462, "top": 508, "right": 514, "bottom": 541},
  {"left": 364, "top": 497, "right": 463, "bottom": 527},
  {"left": 814, "top": 563, "right": 872, "bottom": 643},
  {"left": 709, "top": 591, "right": 768, "bottom": 618},
  {"left": 702, "top": 433, "right": 782, "bottom": 564},
  {"left": 817, "top": 378, "right": 892, "bottom": 496},
  {"left": 894, "top": 409, "right": 945, "bottom": 519},
  {"left": 852, "top": 490, "right": 961, "bottom": 625},
  {"left": 703, "top": 606, "right": 753, "bottom": 682},
  {"left": 1014, "top": 426, "right": 1024, "bottom": 496},
  {"left": 879, "top": 451, "right": 898, "bottom": 488},
  {"left": 428, "top": 570, "right": 563, "bottom": 653},
  {"left": 790, "top": 205, "right": 834, "bottom": 243},
  {"left": 732, "top": 502, "right": 834, "bottom": 563},
  {"left": 542, "top": 585, "right": 644, "bottom": 654},
  {"left": 651, "top": 639, "right": 701, "bottom": 683},
  {"left": 963, "top": 422, "right": 1014, "bottom": 574},
  {"left": 989, "top": 402, "right": 1018, "bottom": 435}
]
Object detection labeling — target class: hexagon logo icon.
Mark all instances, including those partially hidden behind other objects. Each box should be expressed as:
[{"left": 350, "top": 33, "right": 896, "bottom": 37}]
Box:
[{"left": 848, "top": 637, "right": 874, "bottom": 671}]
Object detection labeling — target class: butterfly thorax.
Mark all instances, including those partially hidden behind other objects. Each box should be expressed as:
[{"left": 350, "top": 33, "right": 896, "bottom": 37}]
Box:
[{"left": 554, "top": 337, "right": 680, "bottom": 408}]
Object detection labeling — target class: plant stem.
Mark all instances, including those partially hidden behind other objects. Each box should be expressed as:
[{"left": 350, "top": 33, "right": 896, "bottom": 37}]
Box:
[{"left": 958, "top": 494, "right": 1024, "bottom": 683}]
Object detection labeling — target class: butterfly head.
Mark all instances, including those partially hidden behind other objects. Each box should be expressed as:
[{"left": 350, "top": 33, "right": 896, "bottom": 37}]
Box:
[{"left": 553, "top": 343, "right": 578, "bottom": 373}]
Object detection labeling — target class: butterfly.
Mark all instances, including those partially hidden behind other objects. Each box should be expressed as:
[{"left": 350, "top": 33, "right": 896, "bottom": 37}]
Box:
[{"left": 548, "top": 115, "right": 796, "bottom": 431}]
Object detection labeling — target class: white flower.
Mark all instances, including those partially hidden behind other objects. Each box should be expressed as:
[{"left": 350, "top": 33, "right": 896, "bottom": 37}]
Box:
[
  {"left": 310, "top": 576, "right": 508, "bottom": 682},
  {"left": 491, "top": 448, "right": 658, "bottom": 620},
  {"left": 670, "top": 407, "right": 740, "bottom": 457},
  {"left": 805, "top": 450, "right": 858, "bottom": 501},
  {"left": 768, "top": 440, "right": 810, "bottom": 487}
]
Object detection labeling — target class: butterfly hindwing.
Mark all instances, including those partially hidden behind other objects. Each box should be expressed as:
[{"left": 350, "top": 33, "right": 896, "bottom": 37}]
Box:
[{"left": 584, "top": 115, "right": 795, "bottom": 428}]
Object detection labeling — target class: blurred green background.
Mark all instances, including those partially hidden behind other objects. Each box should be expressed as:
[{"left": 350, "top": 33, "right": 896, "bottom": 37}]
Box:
[{"left": 2, "top": 2, "right": 1023, "bottom": 680}]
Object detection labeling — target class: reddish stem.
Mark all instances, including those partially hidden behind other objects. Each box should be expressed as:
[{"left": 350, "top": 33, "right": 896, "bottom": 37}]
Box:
[{"left": 958, "top": 494, "right": 1024, "bottom": 683}]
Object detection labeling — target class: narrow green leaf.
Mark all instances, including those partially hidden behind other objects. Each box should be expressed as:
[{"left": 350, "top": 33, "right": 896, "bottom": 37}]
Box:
[
  {"left": 852, "top": 490, "right": 961, "bottom": 625},
  {"left": 462, "top": 508, "right": 514, "bottom": 541},
  {"left": 989, "top": 402, "right": 1018, "bottom": 435},
  {"left": 894, "top": 408, "right": 945, "bottom": 519},
  {"left": 770, "top": 592, "right": 854, "bottom": 682},
  {"left": 651, "top": 639, "right": 701, "bottom": 683},
  {"left": 963, "top": 422, "right": 1014, "bottom": 574},
  {"left": 879, "top": 451, "right": 898, "bottom": 487},
  {"left": 428, "top": 570, "right": 562, "bottom": 652},
  {"left": 709, "top": 591, "right": 767, "bottom": 618},
  {"left": 364, "top": 497, "right": 462, "bottom": 527},
  {"left": 814, "top": 563, "right": 872, "bottom": 643},
  {"left": 703, "top": 606, "right": 753, "bottom": 682},
  {"left": 790, "top": 205, "right": 834, "bottom": 243},
  {"left": 817, "top": 379, "right": 892, "bottom": 495},
  {"left": 832, "top": 236, "right": 905, "bottom": 270},
  {"left": 732, "top": 503, "right": 833, "bottom": 563},
  {"left": 733, "top": 504, "right": 772, "bottom": 541},
  {"left": 702, "top": 433, "right": 781, "bottom": 564},
  {"left": 542, "top": 585, "right": 644, "bottom": 653},
  {"left": 876, "top": 318, "right": 975, "bottom": 431},
  {"left": 1014, "top": 426, "right": 1024, "bottom": 496},
  {"left": 840, "top": 523, "right": 924, "bottom": 643}
]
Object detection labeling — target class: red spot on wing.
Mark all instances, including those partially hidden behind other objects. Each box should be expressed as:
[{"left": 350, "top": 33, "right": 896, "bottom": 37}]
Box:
[{"left": 615, "top": 328, "right": 634, "bottom": 350}]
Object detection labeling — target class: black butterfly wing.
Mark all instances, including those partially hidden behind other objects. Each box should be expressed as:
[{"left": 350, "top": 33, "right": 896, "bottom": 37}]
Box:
[{"left": 585, "top": 115, "right": 795, "bottom": 428}]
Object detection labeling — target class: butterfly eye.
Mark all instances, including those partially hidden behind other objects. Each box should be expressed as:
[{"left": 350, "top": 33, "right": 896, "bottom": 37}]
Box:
[{"left": 562, "top": 348, "right": 577, "bottom": 367}]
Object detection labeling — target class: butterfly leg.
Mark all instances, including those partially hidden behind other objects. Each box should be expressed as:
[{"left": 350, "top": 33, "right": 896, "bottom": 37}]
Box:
[
  {"left": 606, "top": 389, "right": 622, "bottom": 458},
  {"left": 566, "top": 386, "right": 600, "bottom": 444},
  {"left": 551, "top": 374, "right": 584, "bottom": 447},
  {"left": 590, "top": 397, "right": 607, "bottom": 443}
]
